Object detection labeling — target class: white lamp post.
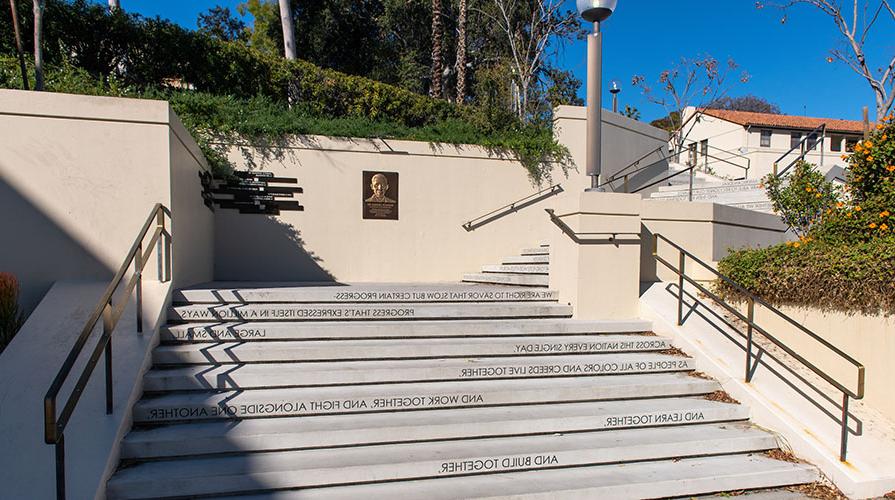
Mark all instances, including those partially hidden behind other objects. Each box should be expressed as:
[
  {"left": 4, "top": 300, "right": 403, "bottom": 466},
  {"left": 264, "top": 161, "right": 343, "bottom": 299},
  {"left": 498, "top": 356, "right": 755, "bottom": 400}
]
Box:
[{"left": 577, "top": 0, "right": 617, "bottom": 190}]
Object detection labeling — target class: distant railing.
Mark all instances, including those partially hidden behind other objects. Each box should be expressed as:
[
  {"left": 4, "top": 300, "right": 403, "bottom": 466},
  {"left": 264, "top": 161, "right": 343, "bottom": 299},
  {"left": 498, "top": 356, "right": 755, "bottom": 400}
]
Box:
[
  {"left": 44, "top": 204, "right": 171, "bottom": 500},
  {"left": 681, "top": 140, "right": 751, "bottom": 180},
  {"left": 652, "top": 233, "right": 864, "bottom": 462},
  {"left": 773, "top": 123, "right": 826, "bottom": 178},
  {"left": 462, "top": 184, "right": 563, "bottom": 231}
]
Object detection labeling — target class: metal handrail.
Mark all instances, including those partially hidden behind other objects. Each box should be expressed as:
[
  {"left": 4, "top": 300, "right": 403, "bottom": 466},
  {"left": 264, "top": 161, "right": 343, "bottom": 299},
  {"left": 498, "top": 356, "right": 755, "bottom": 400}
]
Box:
[
  {"left": 462, "top": 184, "right": 563, "bottom": 231},
  {"left": 601, "top": 144, "right": 667, "bottom": 186},
  {"left": 631, "top": 164, "right": 697, "bottom": 198},
  {"left": 680, "top": 139, "right": 751, "bottom": 179},
  {"left": 773, "top": 123, "right": 826, "bottom": 177},
  {"left": 652, "top": 233, "right": 864, "bottom": 461},
  {"left": 544, "top": 209, "right": 641, "bottom": 244},
  {"left": 44, "top": 203, "right": 171, "bottom": 500}
]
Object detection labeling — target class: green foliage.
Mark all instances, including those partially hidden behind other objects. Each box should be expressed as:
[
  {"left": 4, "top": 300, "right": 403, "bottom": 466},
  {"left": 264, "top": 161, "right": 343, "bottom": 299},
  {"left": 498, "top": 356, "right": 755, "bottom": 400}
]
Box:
[
  {"left": 718, "top": 239, "right": 895, "bottom": 315},
  {"left": 0, "top": 56, "right": 569, "bottom": 183},
  {"left": 763, "top": 161, "right": 840, "bottom": 237},
  {"left": 0, "top": 273, "right": 24, "bottom": 353}
]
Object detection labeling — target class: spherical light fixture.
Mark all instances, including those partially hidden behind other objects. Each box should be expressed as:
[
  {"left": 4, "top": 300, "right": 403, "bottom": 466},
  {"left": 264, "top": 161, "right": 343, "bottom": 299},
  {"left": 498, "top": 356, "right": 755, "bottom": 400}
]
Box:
[{"left": 577, "top": 0, "right": 618, "bottom": 23}]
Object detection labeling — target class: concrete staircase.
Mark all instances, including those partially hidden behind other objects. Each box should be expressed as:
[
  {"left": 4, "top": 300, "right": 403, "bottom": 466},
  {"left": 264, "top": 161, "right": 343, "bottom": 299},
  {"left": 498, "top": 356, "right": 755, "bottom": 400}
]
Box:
[
  {"left": 463, "top": 244, "right": 550, "bottom": 287},
  {"left": 650, "top": 164, "right": 774, "bottom": 213},
  {"left": 104, "top": 282, "right": 818, "bottom": 499}
]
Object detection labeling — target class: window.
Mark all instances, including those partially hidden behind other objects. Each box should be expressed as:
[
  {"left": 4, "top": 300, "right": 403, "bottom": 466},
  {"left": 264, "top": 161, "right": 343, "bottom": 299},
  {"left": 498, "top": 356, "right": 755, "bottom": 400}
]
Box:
[
  {"left": 845, "top": 137, "right": 859, "bottom": 152},
  {"left": 805, "top": 132, "right": 820, "bottom": 151},
  {"left": 830, "top": 135, "right": 844, "bottom": 152},
  {"left": 687, "top": 142, "right": 698, "bottom": 167},
  {"left": 700, "top": 139, "right": 708, "bottom": 156},
  {"left": 790, "top": 132, "right": 802, "bottom": 150},
  {"left": 760, "top": 129, "right": 772, "bottom": 147}
]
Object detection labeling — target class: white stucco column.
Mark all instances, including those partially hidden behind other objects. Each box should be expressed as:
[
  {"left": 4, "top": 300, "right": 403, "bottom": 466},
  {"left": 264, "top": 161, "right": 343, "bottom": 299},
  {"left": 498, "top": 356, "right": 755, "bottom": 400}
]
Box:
[{"left": 547, "top": 192, "right": 641, "bottom": 320}]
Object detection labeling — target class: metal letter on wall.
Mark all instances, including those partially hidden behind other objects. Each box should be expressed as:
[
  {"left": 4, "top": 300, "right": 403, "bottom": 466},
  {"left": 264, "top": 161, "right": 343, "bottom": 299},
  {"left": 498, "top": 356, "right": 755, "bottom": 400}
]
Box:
[{"left": 362, "top": 171, "right": 399, "bottom": 220}]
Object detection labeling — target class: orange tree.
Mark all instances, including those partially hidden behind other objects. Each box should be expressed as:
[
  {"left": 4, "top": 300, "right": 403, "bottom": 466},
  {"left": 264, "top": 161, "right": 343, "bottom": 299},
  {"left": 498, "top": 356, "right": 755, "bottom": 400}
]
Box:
[{"left": 719, "top": 113, "right": 895, "bottom": 314}]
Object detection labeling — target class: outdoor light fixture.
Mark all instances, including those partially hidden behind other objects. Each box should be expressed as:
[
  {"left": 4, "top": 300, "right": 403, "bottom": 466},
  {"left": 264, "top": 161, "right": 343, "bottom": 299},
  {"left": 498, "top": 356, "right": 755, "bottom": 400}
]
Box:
[
  {"left": 577, "top": 0, "right": 617, "bottom": 22},
  {"left": 578, "top": 0, "right": 618, "bottom": 191},
  {"left": 609, "top": 80, "right": 621, "bottom": 113}
]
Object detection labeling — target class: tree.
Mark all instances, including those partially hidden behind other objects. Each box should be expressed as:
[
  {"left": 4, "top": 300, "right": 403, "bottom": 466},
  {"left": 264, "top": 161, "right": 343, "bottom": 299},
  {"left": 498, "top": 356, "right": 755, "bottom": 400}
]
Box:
[
  {"left": 430, "top": 0, "right": 443, "bottom": 98},
  {"left": 7, "top": 0, "right": 29, "bottom": 89},
  {"left": 108, "top": 0, "right": 119, "bottom": 12},
  {"left": 476, "top": 0, "right": 581, "bottom": 121},
  {"left": 32, "top": 0, "right": 44, "bottom": 90},
  {"left": 278, "top": 0, "right": 296, "bottom": 59},
  {"left": 198, "top": 6, "right": 247, "bottom": 41},
  {"left": 623, "top": 104, "right": 640, "bottom": 121},
  {"left": 455, "top": 0, "right": 467, "bottom": 103},
  {"left": 238, "top": 0, "right": 282, "bottom": 56},
  {"left": 709, "top": 94, "right": 782, "bottom": 114},
  {"left": 757, "top": 0, "right": 895, "bottom": 120},
  {"left": 544, "top": 67, "right": 582, "bottom": 109},
  {"left": 633, "top": 55, "right": 749, "bottom": 156}
]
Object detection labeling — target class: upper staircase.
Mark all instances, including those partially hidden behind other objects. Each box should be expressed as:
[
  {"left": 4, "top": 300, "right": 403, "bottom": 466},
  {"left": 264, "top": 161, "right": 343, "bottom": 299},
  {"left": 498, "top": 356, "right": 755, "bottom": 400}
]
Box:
[
  {"left": 462, "top": 243, "right": 550, "bottom": 287},
  {"left": 105, "top": 278, "right": 817, "bottom": 499},
  {"left": 649, "top": 163, "right": 774, "bottom": 213}
]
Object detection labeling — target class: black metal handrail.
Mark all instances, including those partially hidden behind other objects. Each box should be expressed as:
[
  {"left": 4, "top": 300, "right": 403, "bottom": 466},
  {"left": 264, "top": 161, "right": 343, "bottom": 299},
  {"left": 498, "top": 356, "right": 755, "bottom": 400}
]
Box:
[
  {"left": 773, "top": 123, "right": 826, "bottom": 178},
  {"left": 44, "top": 203, "right": 171, "bottom": 500},
  {"left": 600, "top": 144, "right": 668, "bottom": 187},
  {"left": 630, "top": 164, "right": 697, "bottom": 198},
  {"left": 462, "top": 184, "right": 563, "bottom": 231},
  {"left": 652, "top": 233, "right": 864, "bottom": 461},
  {"left": 680, "top": 140, "right": 750, "bottom": 180},
  {"left": 545, "top": 209, "right": 641, "bottom": 244}
]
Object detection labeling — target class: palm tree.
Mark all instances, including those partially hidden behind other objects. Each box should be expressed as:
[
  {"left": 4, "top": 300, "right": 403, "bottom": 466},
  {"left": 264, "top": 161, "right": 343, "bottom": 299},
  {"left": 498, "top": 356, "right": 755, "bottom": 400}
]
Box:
[
  {"left": 455, "top": 0, "right": 467, "bottom": 104},
  {"left": 8, "top": 0, "right": 28, "bottom": 89},
  {"left": 32, "top": 0, "right": 44, "bottom": 91},
  {"left": 429, "top": 0, "right": 443, "bottom": 98},
  {"left": 278, "top": 0, "right": 297, "bottom": 60}
]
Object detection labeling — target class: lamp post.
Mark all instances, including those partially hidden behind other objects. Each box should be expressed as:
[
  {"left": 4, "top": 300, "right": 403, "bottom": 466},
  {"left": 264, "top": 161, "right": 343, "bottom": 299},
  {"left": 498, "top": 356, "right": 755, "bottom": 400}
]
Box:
[
  {"left": 610, "top": 80, "right": 621, "bottom": 113},
  {"left": 577, "top": 0, "right": 617, "bottom": 191}
]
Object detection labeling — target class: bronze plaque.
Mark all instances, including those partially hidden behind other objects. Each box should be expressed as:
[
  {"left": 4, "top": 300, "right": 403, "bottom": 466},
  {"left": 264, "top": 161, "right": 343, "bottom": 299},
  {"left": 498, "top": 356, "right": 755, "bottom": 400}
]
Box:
[{"left": 362, "top": 171, "right": 399, "bottom": 220}]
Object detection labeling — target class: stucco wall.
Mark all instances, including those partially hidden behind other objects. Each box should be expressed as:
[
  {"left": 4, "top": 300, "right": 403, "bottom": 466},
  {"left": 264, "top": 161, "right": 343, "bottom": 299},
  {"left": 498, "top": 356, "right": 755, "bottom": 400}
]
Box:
[
  {"left": 680, "top": 107, "right": 853, "bottom": 180},
  {"left": 214, "top": 108, "right": 669, "bottom": 283},
  {"left": 749, "top": 305, "right": 894, "bottom": 422},
  {"left": 0, "top": 90, "right": 214, "bottom": 314},
  {"left": 640, "top": 200, "right": 791, "bottom": 282}
]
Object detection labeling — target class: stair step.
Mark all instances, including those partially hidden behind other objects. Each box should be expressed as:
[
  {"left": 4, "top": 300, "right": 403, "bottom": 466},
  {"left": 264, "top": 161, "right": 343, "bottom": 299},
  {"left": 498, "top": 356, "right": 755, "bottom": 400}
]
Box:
[
  {"left": 173, "top": 283, "right": 558, "bottom": 304},
  {"left": 503, "top": 255, "right": 549, "bottom": 265},
  {"left": 153, "top": 334, "right": 671, "bottom": 364},
  {"left": 520, "top": 247, "right": 550, "bottom": 256},
  {"left": 107, "top": 424, "right": 778, "bottom": 499},
  {"left": 133, "top": 372, "right": 720, "bottom": 423},
  {"left": 462, "top": 273, "right": 549, "bottom": 287},
  {"left": 159, "top": 319, "right": 652, "bottom": 343},
  {"left": 168, "top": 301, "right": 570, "bottom": 323},
  {"left": 482, "top": 265, "right": 548, "bottom": 275},
  {"left": 222, "top": 454, "right": 818, "bottom": 500},
  {"left": 121, "top": 397, "right": 748, "bottom": 459},
  {"left": 144, "top": 352, "right": 693, "bottom": 391}
]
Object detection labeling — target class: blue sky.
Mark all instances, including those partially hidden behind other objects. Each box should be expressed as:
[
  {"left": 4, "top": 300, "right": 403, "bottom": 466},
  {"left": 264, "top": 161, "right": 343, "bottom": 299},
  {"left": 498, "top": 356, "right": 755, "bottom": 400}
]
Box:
[{"left": 94, "top": 0, "right": 892, "bottom": 122}]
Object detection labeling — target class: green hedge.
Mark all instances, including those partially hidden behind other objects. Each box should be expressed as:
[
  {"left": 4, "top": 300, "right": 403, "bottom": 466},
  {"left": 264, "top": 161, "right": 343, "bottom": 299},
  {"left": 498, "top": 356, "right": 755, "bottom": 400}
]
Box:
[
  {"left": 0, "top": 1, "right": 570, "bottom": 182},
  {"left": 718, "top": 238, "right": 895, "bottom": 316}
]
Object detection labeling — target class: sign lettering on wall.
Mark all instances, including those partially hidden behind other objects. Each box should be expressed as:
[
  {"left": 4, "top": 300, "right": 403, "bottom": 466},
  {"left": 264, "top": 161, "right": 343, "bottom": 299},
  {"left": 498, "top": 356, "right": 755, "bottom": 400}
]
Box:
[
  {"left": 200, "top": 170, "right": 304, "bottom": 215},
  {"left": 362, "top": 171, "right": 399, "bottom": 220}
]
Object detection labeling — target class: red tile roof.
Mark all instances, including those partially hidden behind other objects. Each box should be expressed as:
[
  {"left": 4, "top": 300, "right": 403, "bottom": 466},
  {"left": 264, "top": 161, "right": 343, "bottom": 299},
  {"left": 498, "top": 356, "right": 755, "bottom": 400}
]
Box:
[{"left": 701, "top": 109, "right": 866, "bottom": 134}]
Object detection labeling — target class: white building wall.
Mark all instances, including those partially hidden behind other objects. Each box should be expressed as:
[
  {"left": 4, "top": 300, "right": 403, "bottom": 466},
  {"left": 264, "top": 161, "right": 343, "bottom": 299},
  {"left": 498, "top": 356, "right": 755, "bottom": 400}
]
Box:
[{"left": 680, "top": 107, "right": 854, "bottom": 180}]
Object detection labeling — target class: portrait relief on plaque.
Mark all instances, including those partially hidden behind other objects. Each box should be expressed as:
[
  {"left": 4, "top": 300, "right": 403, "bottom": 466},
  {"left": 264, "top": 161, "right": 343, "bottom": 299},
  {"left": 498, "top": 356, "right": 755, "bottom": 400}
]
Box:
[{"left": 362, "top": 171, "right": 399, "bottom": 220}]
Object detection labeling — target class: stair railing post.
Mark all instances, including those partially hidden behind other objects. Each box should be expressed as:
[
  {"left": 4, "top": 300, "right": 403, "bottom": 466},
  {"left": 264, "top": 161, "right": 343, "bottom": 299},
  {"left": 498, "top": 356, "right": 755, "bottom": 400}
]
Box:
[
  {"left": 103, "top": 300, "right": 113, "bottom": 414},
  {"left": 688, "top": 167, "right": 694, "bottom": 202},
  {"left": 55, "top": 434, "right": 65, "bottom": 500},
  {"left": 745, "top": 298, "right": 755, "bottom": 382},
  {"left": 677, "top": 250, "right": 685, "bottom": 326},
  {"left": 840, "top": 393, "right": 850, "bottom": 462},
  {"left": 135, "top": 243, "right": 143, "bottom": 333},
  {"left": 623, "top": 175, "right": 629, "bottom": 193}
]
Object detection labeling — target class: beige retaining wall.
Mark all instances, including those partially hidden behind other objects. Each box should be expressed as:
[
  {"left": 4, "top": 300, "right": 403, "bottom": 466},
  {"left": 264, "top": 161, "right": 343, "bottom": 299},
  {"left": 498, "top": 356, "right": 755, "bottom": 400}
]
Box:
[
  {"left": 0, "top": 89, "right": 214, "bottom": 314},
  {"left": 750, "top": 305, "right": 894, "bottom": 422},
  {"left": 214, "top": 108, "right": 668, "bottom": 283}
]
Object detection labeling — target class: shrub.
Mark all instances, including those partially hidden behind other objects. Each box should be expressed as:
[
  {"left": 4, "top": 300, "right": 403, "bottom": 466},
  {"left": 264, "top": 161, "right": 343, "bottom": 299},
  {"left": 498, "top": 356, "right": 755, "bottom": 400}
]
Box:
[
  {"left": 718, "top": 239, "right": 895, "bottom": 315},
  {"left": 763, "top": 160, "right": 840, "bottom": 237},
  {"left": 718, "top": 114, "right": 895, "bottom": 315},
  {"left": 0, "top": 272, "right": 24, "bottom": 352}
]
